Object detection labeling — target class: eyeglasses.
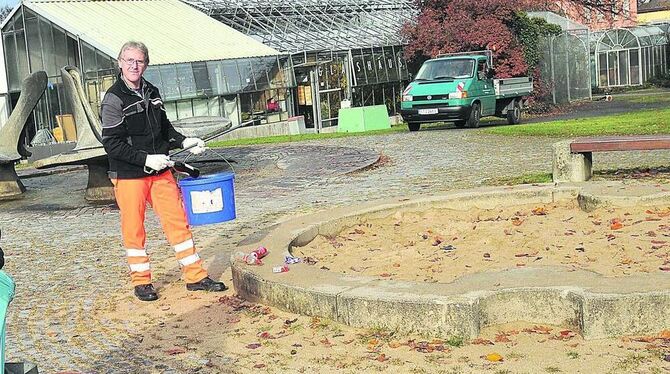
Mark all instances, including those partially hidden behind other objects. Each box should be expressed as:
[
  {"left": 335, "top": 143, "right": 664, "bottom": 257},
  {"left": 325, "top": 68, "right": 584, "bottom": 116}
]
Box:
[{"left": 121, "top": 58, "right": 147, "bottom": 67}]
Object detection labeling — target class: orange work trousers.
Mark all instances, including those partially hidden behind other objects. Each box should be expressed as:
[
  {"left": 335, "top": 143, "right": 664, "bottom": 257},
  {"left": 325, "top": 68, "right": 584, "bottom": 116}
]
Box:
[{"left": 112, "top": 171, "right": 208, "bottom": 286}]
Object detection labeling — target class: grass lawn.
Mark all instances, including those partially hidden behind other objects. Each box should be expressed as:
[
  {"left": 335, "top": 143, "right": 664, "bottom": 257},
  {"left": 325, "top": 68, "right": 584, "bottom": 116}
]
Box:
[
  {"left": 209, "top": 125, "right": 406, "bottom": 147},
  {"left": 482, "top": 107, "right": 670, "bottom": 137},
  {"left": 623, "top": 95, "right": 670, "bottom": 104}
]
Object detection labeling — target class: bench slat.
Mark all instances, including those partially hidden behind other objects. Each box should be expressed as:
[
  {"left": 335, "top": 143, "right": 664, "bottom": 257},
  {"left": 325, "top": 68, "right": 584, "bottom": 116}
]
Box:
[{"left": 570, "top": 135, "right": 670, "bottom": 153}]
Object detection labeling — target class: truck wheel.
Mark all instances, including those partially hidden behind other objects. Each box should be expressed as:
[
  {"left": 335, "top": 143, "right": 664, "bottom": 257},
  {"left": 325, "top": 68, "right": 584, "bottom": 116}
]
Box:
[
  {"left": 507, "top": 100, "right": 521, "bottom": 125},
  {"left": 466, "top": 102, "right": 481, "bottom": 128},
  {"left": 407, "top": 122, "right": 421, "bottom": 132}
]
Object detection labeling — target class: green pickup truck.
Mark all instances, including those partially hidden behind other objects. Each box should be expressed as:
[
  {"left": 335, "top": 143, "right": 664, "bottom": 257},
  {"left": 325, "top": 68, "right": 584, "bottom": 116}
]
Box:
[{"left": 400, "top": 51, "right": 533, "bottom": 131}]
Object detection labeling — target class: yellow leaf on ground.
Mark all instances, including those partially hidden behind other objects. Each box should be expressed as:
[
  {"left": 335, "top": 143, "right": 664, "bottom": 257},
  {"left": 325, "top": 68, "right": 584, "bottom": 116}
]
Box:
[
  {"left": 485, "top": 353, "right": 503, "bottom": 362},
  {"left": 388, "top": 340, "right": 402, "bottom": 348}
]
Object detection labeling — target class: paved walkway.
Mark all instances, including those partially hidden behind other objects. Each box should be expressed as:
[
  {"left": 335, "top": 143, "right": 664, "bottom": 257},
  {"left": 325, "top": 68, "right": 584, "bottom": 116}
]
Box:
[{"left": 2, "top": 128, "right": 670, "bottom": 372}]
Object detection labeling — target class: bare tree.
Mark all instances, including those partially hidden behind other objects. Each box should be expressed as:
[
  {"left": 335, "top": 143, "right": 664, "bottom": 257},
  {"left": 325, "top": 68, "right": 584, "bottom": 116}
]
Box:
[{"left": 0, "top": 5, "right": 13, "bottom": 24}]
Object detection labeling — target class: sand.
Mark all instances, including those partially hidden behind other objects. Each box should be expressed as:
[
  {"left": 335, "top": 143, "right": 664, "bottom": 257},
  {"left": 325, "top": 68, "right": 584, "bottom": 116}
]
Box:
[
  {"left": 99, "top": 201, "right": 670, "bottom": 373},
  {"left": 294, "top": 201, "right": 670, "bottom": 283}
]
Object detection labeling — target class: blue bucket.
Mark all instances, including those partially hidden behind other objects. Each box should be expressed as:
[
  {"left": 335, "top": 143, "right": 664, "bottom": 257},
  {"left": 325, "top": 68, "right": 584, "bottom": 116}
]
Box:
[{"left": 178, "top": 172, "right": 236, "bottom": 226}]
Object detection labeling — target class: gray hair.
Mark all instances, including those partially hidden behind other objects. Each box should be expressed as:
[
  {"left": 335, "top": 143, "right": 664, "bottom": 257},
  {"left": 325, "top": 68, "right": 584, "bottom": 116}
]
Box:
[{"left": 117, "top": 41, "right": 150, "bottom": 64}]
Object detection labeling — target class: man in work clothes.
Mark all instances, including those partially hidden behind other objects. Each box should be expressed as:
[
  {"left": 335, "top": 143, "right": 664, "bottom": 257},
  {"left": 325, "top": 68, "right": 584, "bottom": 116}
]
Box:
[{"left": 101, "top": 41, "right": 226, "bottom": 301}]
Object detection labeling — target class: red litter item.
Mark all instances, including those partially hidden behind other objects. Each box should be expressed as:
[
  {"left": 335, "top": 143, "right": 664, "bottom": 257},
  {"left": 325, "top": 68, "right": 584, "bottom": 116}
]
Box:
[
  {"left": 272, "top": 264, "right": 289, "bottom": 273},
  {"left": 254, "top": 246, "right": 268, "bottom": 259}
]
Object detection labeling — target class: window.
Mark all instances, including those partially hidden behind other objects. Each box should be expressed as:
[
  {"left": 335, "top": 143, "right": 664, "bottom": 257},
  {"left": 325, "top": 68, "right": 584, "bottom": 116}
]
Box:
[{"left": 477, "top": 60, "right": 488, "bottom": 80}]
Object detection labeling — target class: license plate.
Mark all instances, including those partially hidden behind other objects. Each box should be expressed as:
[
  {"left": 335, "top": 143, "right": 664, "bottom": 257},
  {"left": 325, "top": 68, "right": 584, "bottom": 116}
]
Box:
[{"left": 418, "top": 108, "right": 438, "bottom": 115}]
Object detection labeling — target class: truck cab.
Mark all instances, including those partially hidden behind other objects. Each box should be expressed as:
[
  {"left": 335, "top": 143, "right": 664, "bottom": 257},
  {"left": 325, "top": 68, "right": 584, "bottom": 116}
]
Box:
[{"left": 400, "top": 51, "right": 532, "bottom": 131}]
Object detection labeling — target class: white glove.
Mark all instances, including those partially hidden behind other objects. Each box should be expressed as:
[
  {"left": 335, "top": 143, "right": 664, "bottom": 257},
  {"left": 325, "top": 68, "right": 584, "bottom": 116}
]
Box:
[
  {"left": 144, "top": 154, "right": 174, "bottom": 171},
  {"left": 182, "top": 137, "right": 207, "bottom": 155}
]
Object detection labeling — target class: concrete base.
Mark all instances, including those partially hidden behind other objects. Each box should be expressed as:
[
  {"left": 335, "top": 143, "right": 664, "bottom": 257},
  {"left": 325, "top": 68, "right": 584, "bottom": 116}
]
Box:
[
  {"left": 287, "top": 116, "right": 309, "bottom": 135},
  {"left": 552, "top": 140, "right": 592, "bottom": 182},
  {"left": 26, "top": 142, "right": 76, "bottom": 163},
  {"left": 84, "top": 159, "right": 114, "bottom": 203},
  {"left": 233, "top": 183, "right": 670, "bottom": 340},
  {"left": 0, "top": 163, "right": 25, "bottom": 199},
  {"left": 33, "top": 150, "right": 114, "bottom": 203}
]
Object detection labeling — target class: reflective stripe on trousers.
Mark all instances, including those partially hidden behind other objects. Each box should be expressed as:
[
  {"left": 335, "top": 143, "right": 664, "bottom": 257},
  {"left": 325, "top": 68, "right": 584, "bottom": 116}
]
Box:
[{"left": 112, "top": 171, "right": 208, "bottom": 286}]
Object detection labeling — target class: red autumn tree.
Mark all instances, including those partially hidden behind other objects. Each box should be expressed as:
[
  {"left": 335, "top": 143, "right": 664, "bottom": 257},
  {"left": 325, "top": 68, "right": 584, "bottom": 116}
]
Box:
[
  {"left": 403, "top": 0, "right": 534, "bottom": 78},
  {"left": 403, "top": 0, "right": 620, "bottom": 77}
]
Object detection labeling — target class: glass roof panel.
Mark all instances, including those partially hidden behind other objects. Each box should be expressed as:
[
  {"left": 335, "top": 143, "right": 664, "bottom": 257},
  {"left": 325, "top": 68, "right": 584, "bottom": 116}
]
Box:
[{"left": 181, "top": 0, "right": 416, "bottom": 53}]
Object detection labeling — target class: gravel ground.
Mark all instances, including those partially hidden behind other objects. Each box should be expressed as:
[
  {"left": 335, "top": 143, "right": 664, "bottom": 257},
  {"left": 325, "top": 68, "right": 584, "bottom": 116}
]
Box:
[{"left": 1, "top": 123, "right": 670, "bottom": 372}]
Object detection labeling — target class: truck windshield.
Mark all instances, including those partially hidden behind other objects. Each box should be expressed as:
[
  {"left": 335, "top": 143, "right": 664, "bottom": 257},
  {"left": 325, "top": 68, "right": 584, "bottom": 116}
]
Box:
[{"left": 415, "top": 59, "right": 474, "bottom": 81}]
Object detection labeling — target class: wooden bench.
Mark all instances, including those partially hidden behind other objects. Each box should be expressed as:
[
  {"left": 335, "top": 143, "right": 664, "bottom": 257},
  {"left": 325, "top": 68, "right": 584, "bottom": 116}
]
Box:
[{"left": 552, "top": 135, "right": 670, "bottom": 182}]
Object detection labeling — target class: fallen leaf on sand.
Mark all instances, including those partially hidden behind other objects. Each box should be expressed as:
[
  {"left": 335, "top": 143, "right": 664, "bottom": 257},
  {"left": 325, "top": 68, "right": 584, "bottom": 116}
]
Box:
[
  {"left": 388, "top": 340, "right": 402, "bottom": 348},
  {"left": 484, "top": 353, "right": 503, "bottom": 362},
  {"left": 532, "top": 207, "right": 547, "bottom": 215},
  {"left": 524, "top": 325, "right": 552, "bottom": 334},
  {"left": 495, "top": 334, "right": 512, "bottom": 343},
  {"left": 659, "top": 330, "right": 670, "bottom": 339},
  {"left": 511, "top": 217, "right": 523, "bottom": 226},
  {"left": 610, "top": 219, "right": 623, "bottom": 230},
  {"left": 552, "top": 330, "right": 576, "bottom": 340},
  {"left": 257, "top": 331, "right": 276, "bottom": 339},
  {"left": 253, "top": 363, "right": 266, "bottom": 369},
  {"left": 245, "top": 343, "right": 262, "bottom": 349},
  {"left": 320, "top": 338, "right": 335, "bottom": 347},
  {"left": 376, "top": 353, "right": 389, "bottom": 362},
  {"left": 471, "top": 338, "right": 494, "bottom": 345},
  {"left": 165, "top": 346, "right": 187, "bottom": 355}
]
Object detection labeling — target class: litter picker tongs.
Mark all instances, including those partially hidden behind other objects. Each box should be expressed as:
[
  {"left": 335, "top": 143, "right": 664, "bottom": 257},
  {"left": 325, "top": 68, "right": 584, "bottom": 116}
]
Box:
[{"left": 170, "top": 119, "right": 255, "bottom": 178}]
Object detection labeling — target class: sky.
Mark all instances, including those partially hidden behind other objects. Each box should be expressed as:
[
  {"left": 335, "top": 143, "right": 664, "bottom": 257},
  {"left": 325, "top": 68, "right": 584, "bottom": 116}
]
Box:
[{"left": 0, "top": 0, "right": 17, "bottom": 9}]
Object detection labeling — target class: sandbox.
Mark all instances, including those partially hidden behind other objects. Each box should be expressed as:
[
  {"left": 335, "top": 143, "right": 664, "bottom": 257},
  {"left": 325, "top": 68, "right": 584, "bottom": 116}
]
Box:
[{"left": 232, "top": 183, "right": 670, "bottom": 339}]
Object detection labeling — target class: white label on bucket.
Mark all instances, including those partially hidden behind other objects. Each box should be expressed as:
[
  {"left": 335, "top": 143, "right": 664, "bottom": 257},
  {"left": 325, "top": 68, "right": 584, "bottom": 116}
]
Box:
[{"left": 190, "top": 188, "right": 224, "bottom": 214}]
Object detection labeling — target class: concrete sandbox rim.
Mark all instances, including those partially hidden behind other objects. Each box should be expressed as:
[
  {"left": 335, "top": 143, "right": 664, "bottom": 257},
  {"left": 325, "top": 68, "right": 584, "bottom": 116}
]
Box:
[{"left": 232, "top": 183, "right": 670, "bottom": 340}]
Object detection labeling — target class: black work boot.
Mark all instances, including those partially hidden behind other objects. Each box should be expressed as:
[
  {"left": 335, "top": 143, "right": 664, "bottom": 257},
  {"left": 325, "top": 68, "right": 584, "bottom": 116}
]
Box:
[
  {"left": 186, "top": 277, "right": 228, "bottom": 292},
  {"left": 134, "top": 284, "right": 158, "bottom": 301}
]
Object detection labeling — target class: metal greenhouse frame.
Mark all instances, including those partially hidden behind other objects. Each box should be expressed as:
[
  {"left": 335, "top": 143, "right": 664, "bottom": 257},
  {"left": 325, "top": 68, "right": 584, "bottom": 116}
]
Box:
[
  {"left": 183, "top": 0, "right": 415, "bottom": 131},
  {"left": 592, "top": 24, "right": 669, "bottom": 88},
  {"left": 183, "top": 0, "right": 416, "bottom": 53}
]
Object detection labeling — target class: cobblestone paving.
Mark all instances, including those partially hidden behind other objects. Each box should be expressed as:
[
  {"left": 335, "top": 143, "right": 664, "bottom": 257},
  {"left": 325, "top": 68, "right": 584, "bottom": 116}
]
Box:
[{"left": 2, "top": 128, "right": 670, "bottom": 372}]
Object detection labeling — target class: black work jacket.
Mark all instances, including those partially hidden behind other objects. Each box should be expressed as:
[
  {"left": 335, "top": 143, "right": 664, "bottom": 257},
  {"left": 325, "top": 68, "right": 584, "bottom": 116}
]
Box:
[{"left": 101, "top": 75, "right": 185, "bottom": 179}]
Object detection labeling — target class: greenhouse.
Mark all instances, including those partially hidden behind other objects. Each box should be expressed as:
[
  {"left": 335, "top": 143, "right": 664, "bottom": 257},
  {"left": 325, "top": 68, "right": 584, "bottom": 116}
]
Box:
[
  {"left": 592, "top": 25, "right": 669, "bottom": 88},
  {"left": 184, "top": 0, "right": 415, "bottom": 130},
  {"left": 0, "top": 0, "right": 286, "bottom": 146}
]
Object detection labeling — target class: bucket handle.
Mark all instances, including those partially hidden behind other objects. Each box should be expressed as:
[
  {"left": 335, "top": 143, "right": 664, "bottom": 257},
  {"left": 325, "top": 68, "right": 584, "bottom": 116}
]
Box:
[{"left": 171, "top": 119, "right": 256, "bottom": 179}]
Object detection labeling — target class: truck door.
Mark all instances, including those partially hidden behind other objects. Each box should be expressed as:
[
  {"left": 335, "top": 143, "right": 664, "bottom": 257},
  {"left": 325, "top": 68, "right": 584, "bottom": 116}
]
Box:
[{"left": 476, "top": 60, "right": 496, "bottom": 116}]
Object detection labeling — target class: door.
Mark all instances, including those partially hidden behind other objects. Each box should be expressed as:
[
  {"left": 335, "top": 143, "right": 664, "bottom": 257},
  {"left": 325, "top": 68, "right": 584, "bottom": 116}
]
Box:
[
  {"left": 476, "top": 59, "right": 496, "bottom": 115},
  {"left": 293, "top": 67, "right": 318, "bottom": 129}
]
